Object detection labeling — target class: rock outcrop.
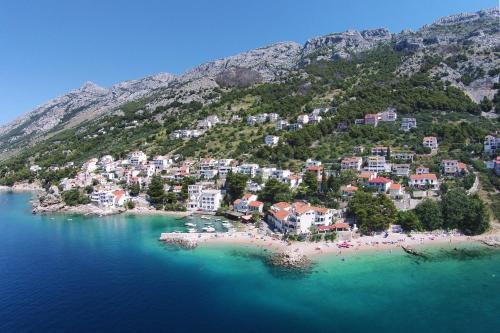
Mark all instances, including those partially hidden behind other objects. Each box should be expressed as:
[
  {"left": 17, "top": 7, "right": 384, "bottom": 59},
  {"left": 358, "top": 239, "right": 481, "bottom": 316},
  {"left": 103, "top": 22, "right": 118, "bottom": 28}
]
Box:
[
  {"left": 302, "top": 28, "right": 393, "bottom": 60},
  {"left": 268, "top": 250, "right": 312, "bottom": 270}
]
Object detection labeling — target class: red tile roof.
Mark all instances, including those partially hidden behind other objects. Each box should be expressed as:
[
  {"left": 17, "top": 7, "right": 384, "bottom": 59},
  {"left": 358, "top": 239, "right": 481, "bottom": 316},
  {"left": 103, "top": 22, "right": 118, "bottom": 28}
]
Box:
[
  {"left": 273, "top": 202, "right": 291, "bottom": 210},
  {"left": 307, "top": 165, "right": 323, "bottom": 172},
  {"left": 369, "top": 177, "right": 392, "bottom": 184},
  {"left": 271, "top": 210, "right": 290, "bottom": 221},
  {"left": 313, "top": 207, "right": 330, "bottom": 214},
  {"left": 389, "top": 183, "right": 402, "bottom": 190},
  {"left": 410, "top": 173, "right": 437, "bottom": 181},
  {"left": 317, "top": 223, "right": 349, "bottom": 231},
  {"left": 248, "top": 201, "right": 263, "bottom": 207}
]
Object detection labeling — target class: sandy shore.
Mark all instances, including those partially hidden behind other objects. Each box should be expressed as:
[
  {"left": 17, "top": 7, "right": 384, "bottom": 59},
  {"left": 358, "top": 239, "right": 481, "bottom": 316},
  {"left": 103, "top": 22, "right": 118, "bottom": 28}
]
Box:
[{"left": 166, "top": 228, "right": 496, "bottom": 258}]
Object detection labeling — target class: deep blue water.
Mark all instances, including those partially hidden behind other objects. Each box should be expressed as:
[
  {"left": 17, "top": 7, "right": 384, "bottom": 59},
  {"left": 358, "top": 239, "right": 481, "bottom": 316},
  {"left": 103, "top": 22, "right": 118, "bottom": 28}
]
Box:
[{"left": 1, "top": 192, "right": 499, "bottom": 333}]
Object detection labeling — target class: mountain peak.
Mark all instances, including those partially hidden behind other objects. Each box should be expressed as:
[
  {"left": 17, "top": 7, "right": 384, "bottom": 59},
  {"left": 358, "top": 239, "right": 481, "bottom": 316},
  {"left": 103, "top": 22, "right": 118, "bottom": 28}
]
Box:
[{"left": 77, "top": 81, "right": 108, "bottom": 94}]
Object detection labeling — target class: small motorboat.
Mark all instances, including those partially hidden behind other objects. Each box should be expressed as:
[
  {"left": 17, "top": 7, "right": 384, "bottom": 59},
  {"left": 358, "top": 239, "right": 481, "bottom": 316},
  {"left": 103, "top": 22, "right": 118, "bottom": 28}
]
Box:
[
  {"left": 204, "top": 222, "right": 213, "bottom": 226},
  {"left": 187, "top": 228, "right": 197, "bottom": 233},
  {"left": 202, "top": 226, "right": 216, "bottom": 233},
  {"left": 185, "top": 222, "right": 196, "bottom": 227},
  {"left": 222, "top": 222, "right": 232, "bottom": 228}
]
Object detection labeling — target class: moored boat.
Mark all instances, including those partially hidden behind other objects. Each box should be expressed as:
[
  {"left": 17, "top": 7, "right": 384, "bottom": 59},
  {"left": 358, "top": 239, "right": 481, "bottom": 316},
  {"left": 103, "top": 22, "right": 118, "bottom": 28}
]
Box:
[{"left": 202, "top": 226, "right": 216, "bottom": 233}]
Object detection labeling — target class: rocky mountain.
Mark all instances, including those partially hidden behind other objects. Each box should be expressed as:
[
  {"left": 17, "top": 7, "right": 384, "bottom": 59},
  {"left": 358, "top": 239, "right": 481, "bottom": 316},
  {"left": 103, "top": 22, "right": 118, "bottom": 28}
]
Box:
[
  {"left": 0, "top": 73, "right": 176, "bottom": 146},
  {"left": 301, "top": 28, "right": 393, "bottom": 61},
  {"left": 0, "top": 7, "right": 498, "bottom": 156},
  {"left": 395, "top": 8, "right": 499, "bottom": 102}
]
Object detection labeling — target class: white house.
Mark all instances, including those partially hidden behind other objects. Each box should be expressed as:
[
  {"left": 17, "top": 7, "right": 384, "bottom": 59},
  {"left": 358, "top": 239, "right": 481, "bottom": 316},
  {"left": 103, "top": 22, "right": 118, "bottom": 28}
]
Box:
[
  {"left": 275, "top": 120, "right": 289, "bottom": 131},
  {"left": 401, "top": 118, "right": 417, "bottom": 131},
  {"left": 392, "top": 151, "right": 414, "bottom": 161},
  {"left": 378, "top": 109, "right": 397, "bottom": 122},
  {"left": 366, "top": 156, "right": 390, "bottom": 173},
  {"left": 367, "top": 177, "right": 393, "bottom": 192},
  {"left": 297, "top": 114, "right": 309, "bottom": 125},
  {"left": 186, "top": 185, "right": 222, "bottom": 212},
  {"left": 247, "top": 116, "right": 257, "bottom": 125},
  {"left": 237, "top": 164, "right": 260, "bottom": 178},
  {"left": 305, "top": 159, "right": 322, "bottom": 168},
  {"left": 199, "top": 190, "right": 222, "bottom": 212},
  {"left": 153, "top": 155, "right": 171, "bottom": 171},
  {"left": 441, "top": 160, "right": 467, "bottom": 176},
  {"left": 423, "top": 136, "right": 438, "bottom": 150},
  {"left": 409, "top": 173, "right": 439, "bottom": 190},
  {"left": 371, "top": 146, "right": 389, "bottom": 156},
  {"left": 256, "top": 113, "right": 269, "bottom": 123},
  {"left": 416, "top": 166, "right": 430, "bottom": 175},
  {"left": 288, "top": 123, "right": 303, "bottom": 131},
  {"left": 309, "top": 115, "right": 322, "bottom": 123},
  {"left": 91, "top": 189, "right": 128, "bottom": 207},
  {"left": 484, "top": 135, "right": 499, "bottom": 154},
  {"left": 100, "top": 155, "right": 115, "bottom": 167},
  {"left": 391, "top": 164, "right": 410, "bottom": 177},
  {"left": 233, "top": 193, "right": 259, "bottom": 213},
  {"left": 128, "top": 151, "right": 147, "bottom": 166},
  {"left": 267, "top": 202, "right": 335, "bottom": 235},
  {"left": 268, "top": 113, "right": 279, "bottom": 122},
  {"left": 283, "top": 174, "right": 302, "bottom": 188},
  {"left": 265, "top": 135, "right": 280, "bottom": 146},
  {"left": 364, "top": 114, "right": 378, "bottom": 126},
  {"left": 389, "top": 183, "right": 404, "bottom": 199},
  {"left": 341, "top": 157, "right": 362, "bottom": 171}
]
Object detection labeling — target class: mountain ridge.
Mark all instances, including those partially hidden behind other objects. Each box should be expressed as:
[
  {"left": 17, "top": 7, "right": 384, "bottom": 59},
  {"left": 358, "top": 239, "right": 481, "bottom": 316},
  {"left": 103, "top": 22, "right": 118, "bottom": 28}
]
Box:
[{"left": 0, "top": 7, "right": 498, "bottom": 155}]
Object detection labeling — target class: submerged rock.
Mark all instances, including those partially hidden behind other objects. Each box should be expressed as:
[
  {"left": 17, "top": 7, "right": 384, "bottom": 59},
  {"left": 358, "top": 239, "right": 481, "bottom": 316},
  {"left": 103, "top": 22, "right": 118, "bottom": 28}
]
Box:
[{"left": 268, "top": 250, "right": 312, "bottom": 270}]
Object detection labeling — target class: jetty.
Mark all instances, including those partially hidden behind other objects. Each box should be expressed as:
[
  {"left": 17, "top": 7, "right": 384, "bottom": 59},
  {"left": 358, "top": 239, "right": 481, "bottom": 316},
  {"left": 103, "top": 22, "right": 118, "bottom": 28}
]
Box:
[{"left": 160, "top": 233, "right": 198, "bottom": 249}]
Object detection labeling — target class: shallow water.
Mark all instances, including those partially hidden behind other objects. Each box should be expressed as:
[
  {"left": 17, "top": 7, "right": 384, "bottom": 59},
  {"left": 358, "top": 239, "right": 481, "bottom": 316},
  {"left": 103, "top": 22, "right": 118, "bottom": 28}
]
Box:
[{"left": 1, "top": 193, "right": 499, "bottom": 333}]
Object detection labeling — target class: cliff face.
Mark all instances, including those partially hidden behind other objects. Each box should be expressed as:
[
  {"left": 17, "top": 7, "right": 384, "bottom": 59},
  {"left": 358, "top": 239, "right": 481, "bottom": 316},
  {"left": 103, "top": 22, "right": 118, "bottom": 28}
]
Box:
[{"left": 1, "top": 7, "right": 498, "bottom": 155}]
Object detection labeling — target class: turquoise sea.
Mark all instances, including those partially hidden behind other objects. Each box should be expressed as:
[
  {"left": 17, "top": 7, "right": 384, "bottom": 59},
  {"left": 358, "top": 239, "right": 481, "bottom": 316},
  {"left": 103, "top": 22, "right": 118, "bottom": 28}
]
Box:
[{"left": 1, "top": 192, "right": 499, "bottom": 333}]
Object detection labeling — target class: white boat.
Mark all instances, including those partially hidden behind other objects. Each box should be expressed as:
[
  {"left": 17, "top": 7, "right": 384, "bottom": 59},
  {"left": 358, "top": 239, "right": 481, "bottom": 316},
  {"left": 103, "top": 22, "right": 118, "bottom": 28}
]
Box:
[
  {"left": 187, "top": 228, "right": 197, "bottom": 233},
  {"left": 222, "top": 222, "right": 232, "bottom": 228},
  {"left": 204, "top": 222, "right": 213, "bottom": 226},
  {"left": 185, "top": 223, "right": 196, "bottom": 227},
  {"left": 202, "top": 226, "right": 216, "bottom": 233}
]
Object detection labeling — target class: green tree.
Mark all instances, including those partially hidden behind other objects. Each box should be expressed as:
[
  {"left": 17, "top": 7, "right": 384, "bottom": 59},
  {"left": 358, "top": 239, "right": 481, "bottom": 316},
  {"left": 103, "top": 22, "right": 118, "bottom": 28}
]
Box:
[
  {"left": 147, "top": 175, "right": 165, "bottom": 207},
  {"left": 128, "top": 183, "right": 140, "bottom": 197},
  {"left": 126, "top": 200, "right": 135, "bottom": 209},
  {"left": 303, "top": 171, "right": 319, "bottom": 196},
  {"left": 414, "top": 199, "right": 443, "bottom": 230},
  {"left": 62, "top": 189, "right": 90, "bottom": 206},
  {"left": 441, "top": 188, "right": 469, "bottom": 230},
  {"left": 348, "top": 191, "right": 397, "bottom": 234},
  {"left": 461, "top": 195, "right": 490, "bottom": 235},
  {"left": 441, "top": 189, "right": 490, "bottom": 235},
  {"left": 397, "top": 210, "right": 422, "bottom": 232},
  {"left": 225, "top": 171, "right": 249, "bottom": 203},
  {"left": 258, "top": 178, "right": 292, "bottom": 208}
]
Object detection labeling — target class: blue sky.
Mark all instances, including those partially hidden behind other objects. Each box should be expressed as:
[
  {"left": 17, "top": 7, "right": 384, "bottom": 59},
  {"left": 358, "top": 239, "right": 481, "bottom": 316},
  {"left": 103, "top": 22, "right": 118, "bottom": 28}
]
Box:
[{"left": 0, "top": 0, "right": 496, "bottom": 125}]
